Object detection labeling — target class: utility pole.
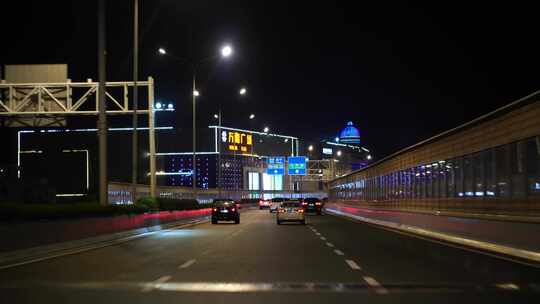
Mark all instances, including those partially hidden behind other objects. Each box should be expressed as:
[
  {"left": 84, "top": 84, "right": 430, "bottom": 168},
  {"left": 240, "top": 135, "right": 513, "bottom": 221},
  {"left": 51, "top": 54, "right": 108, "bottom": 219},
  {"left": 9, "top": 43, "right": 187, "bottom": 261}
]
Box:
[
  {"left": 218, "top": 107, "right": 222, "bottom": 198},
  {"left": 97, "top": 0, "right": 108, "bottom": 206},
  {"left": 132, "top": 0, "right": 139, "bottom": 203},
  {"left": 192, "top": 71, "right": 197, "bottom": 200}
]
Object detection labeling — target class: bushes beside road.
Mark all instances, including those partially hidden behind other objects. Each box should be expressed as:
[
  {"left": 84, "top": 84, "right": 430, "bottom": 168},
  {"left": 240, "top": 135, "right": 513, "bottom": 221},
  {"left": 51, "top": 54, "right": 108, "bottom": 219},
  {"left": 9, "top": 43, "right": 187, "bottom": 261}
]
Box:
[
  {"left": 0, "top": 197, "right": 209, "bottom": 221},
  {"left": 0, "top": 202, "right": 149, "bottom": 221}
]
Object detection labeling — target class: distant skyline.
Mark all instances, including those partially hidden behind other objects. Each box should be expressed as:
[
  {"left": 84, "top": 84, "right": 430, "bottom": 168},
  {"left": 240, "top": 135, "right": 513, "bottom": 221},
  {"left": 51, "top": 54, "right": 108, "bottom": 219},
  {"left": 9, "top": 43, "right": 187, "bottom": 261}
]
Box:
[{"left": 1, "top": 1, "right": 539, "bottom": 159}]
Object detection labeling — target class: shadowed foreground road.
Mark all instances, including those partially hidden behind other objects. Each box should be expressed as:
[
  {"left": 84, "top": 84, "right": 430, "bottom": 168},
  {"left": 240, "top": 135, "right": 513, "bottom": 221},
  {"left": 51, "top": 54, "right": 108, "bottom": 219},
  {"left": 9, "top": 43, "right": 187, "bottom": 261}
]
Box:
[{"left": 1, "top": 209, "right": 539, "bottom": 303}]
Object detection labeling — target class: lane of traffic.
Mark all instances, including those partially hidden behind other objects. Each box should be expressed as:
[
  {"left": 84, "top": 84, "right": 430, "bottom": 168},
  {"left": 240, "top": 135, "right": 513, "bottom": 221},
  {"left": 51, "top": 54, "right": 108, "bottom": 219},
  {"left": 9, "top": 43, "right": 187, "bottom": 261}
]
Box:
[
  {"left": 166, "top": 209, "right": 363, "bottom": 283},
  {"left": 308, "top": 211, "right": 540, "bottom": 285}
]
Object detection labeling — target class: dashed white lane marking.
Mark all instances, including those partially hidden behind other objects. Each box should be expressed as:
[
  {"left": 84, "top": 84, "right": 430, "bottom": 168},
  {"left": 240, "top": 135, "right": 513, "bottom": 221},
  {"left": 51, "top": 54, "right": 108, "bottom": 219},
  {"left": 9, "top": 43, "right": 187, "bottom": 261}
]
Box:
[
  {"left": 315, "top": 233, "right": 321, "bottom": 236},
  {"left": 363, "top": 276, "right": 389, "bottom": 294},
  {"left": 334, "top": 249, "right": 344, "bottom": 256},
  {"left": 326, "top": 242, "right": 334, "bottom": 248},
  {"left": 179, "top": 259, "right": 196, "bottom": 269},
  {"left": 496, "top": 283, "right": 520, "bottom": 290},
  {"left": 320, "top": 236, "right": 327, "bottom": 241},
  {"left": 141, "top": 275, "right": 172, "bottom": 292},
  {"left": 231, "top": 229, "right": 243, "bottom": 237},
  {"left": 345, "top": 259, "right": 361, "bottom": 270}
]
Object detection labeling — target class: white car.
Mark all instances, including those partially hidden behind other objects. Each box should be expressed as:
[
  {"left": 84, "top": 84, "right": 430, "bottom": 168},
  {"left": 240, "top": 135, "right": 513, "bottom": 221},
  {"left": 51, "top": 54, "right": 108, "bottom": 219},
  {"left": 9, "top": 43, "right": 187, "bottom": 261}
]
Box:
[
  {"left": 276, "top": 200, "right": 305, "bottom": 225},
  {"left": 269, "top": 197, "right": 285, "bottom": 213}
]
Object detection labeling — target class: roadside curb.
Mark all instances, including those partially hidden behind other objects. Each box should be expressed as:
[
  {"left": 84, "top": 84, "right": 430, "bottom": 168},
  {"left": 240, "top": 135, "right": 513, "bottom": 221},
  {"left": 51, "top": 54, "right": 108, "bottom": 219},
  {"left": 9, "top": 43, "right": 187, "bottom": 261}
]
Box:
[
  {"left": 324, "top": 207, "right": 540, "bottom": 267},
  {"left": 334, "top": 202, "right": 540, "bottom": 224},
  {"left": 0, "top": 215, "right": 210, "bottom": 270}
]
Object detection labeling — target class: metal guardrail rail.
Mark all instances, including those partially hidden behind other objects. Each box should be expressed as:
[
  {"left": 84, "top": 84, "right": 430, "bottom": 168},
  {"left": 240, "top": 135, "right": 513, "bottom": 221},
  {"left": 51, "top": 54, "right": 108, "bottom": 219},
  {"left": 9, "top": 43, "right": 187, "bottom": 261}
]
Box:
[{"left": 109, "top": 182, "right": 328, "bottom": 204}]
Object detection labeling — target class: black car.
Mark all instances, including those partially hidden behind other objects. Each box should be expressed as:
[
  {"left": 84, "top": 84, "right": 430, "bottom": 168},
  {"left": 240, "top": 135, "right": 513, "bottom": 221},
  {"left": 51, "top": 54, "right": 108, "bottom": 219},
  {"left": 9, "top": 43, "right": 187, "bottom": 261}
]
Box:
[
  {"left": 211, "top": 199, "right": 240, "bottom": 224},
  {"left": 302, "top": 197, "right": 323, "bottom": 215}
]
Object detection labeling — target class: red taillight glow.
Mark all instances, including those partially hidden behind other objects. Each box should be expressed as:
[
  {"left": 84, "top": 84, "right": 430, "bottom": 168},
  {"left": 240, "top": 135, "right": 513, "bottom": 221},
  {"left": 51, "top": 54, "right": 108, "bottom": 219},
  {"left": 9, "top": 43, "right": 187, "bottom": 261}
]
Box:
[
  {"left": 315, "top": 202, "right": 322, "bottom": 206},
  {"left": 301, "top": 202, "right": 307, "bottom": 206},
  {"left": 231, "top": 208, "right": 235, "bottom": 212},
  {"left": 297, "top": 209, "right": 304, "bottom": 213},
  {"left": 259, "top": 201, "right": 263, "bottom": 205},
  {"left": 278, "top": 208, "right": 286, "bottom": 213}
]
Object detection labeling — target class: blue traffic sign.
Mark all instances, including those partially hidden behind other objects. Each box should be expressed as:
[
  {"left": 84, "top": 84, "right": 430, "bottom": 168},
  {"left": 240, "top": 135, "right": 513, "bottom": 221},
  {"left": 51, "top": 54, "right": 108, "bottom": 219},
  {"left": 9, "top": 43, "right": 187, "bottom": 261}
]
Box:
[
  {"left": 267, "top": 157, "right": 285, "bottom": 175},
  {"left": 287, "top": 156, "right": 307, "bottom": 175}
]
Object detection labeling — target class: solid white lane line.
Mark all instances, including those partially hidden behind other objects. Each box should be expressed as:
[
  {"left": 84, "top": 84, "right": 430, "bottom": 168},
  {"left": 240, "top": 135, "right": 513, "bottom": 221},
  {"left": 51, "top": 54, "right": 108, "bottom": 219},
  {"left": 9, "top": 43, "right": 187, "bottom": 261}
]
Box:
[
  {"left": 334, "top": 249, "right": 344, "bottom": 256},
  {"left": 320, "top": 236, "right": 327, "bottom": 241},
  {"left": 179, "top": 259, "right": 196, "bottom": 269},
  {"left": 345, "top": 259, "right": 361, "bottom": 270},
  {"left": 326, "top": 242, "right": 334, "bottom": 248},
  {"left": 315, "top": 232, "right": 321, "bottom": 236},
  {"left": 141, "top": 275, "right": 172, "bottom": 292},
  {"left": 363, "top": 276, "right": 389, "bottom": 294}
]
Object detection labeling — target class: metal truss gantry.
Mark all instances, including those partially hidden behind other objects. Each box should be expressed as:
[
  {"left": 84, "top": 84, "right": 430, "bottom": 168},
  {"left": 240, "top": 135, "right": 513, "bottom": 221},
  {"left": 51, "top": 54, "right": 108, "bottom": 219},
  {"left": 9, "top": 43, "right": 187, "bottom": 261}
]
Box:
[
  {"left": 0, "top": 77, "right": 157, "bottom": 198},
  {"left": 303, "top": 159, "right": 336, "bottom": 182}
]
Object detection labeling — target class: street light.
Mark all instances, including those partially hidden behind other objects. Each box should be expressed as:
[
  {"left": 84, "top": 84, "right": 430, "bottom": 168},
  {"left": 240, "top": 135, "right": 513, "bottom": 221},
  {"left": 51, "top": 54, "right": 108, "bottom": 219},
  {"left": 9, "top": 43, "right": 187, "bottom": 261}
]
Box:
[
  {"left": 239, "top": 87, "right": 247, "bottom": 95},
  {"left": 214, "top": 114, "right": 219, "bottom": 119},
  {"left": 308, "top": 145, "right": 314, "bottom": 151},
  {"left": 221, "top": 45, "right": 233, "bottom": 58},
  {"left": 157, "top": 44, "right": 233, "bottom": 200},
  {"left": 337, "top": 150, "right": 342, "bottom": 157},
  {"left": 263, "top": 127, "right": 269, "bottom": 133},
  {"left": 249, "top": 113, "right": 255, "bottom": 119},
  {"left": 155, "top": 102, "right": 162, "bottom": 109},
  {"left": 367, "top": 154, "right": 372, "bottom": 160}
]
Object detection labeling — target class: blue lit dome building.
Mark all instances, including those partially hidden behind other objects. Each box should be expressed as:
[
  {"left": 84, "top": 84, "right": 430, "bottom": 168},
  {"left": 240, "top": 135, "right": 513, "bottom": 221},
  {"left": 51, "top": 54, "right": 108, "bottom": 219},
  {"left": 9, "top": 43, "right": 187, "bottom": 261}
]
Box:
[
  {"left": 339, "top": 122, "right": 361, "bottom": 144},
  {"left": 315, "top": 121, "right": 372, "bottom": 175}
]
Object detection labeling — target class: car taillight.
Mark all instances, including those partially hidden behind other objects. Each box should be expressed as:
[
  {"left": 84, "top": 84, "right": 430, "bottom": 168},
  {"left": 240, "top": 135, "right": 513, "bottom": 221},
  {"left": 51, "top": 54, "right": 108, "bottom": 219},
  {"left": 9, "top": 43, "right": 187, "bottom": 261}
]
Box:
[
  {"left": 301, "top": 202, "right": 307, "bottom": 206},
  {"left": 259, "top": 201, "right": 263, "bottom": 205},
  {"left": 278, "top": 208, "right": 286, "bottom": 213},
  {"left": 231, "top": 208, "right": 235, "bottom": 212},
  {"left": 315, "top": 202, "right": 322, "bottom": 206},
  {"left": 297, "top": 209, "right": 304, "bottom": 213}
]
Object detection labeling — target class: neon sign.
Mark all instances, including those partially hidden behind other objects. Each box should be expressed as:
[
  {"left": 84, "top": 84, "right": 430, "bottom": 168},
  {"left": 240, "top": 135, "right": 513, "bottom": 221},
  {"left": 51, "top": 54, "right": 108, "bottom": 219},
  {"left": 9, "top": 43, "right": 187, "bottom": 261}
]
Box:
[{"left": 222, "top": 130, "right": 253, "bottom": 154}]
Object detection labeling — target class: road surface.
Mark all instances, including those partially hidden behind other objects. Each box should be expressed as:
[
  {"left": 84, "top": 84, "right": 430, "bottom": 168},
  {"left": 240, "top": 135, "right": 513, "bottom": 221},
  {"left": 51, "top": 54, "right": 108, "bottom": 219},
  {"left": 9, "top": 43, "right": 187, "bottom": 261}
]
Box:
[{"left": 0, "top": 209, "right": 538, "bottom": 303}]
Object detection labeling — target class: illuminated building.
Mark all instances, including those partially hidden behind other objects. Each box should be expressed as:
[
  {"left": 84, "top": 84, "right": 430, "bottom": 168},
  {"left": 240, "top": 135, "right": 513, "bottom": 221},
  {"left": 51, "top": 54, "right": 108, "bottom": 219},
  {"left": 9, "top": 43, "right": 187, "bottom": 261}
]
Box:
[
  {"left": 307, "top": 121, "right": 372, "bottom": 177},
  {"left": 158, "top": 126, "right": 301, "bottom": 191}
]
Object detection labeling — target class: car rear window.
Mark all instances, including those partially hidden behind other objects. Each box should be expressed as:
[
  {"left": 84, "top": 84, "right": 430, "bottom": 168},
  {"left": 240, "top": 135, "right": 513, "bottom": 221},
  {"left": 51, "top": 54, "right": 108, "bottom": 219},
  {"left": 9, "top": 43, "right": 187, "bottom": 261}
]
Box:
[
  {"left": 304, "top": 198, "right": 320, "bottom": 203},
  {"left": 213, "top": 201, "right": 235, "bottom": 207},
  {"left": 281, "top": 202, "right": 300, "bottom": 208},
  {"left": 271, "top": 198, "right": 285, "bottom": 202}
]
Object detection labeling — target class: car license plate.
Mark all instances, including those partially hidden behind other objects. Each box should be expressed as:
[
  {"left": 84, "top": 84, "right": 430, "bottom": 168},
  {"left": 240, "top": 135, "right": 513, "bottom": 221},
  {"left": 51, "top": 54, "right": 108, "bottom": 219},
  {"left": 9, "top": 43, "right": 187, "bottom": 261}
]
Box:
[
  {"left": 221, "top": 210, "right": 228, "bottom": 213},
  {"left": 309, "top": 204, "right": 314, "bottom": 206}
]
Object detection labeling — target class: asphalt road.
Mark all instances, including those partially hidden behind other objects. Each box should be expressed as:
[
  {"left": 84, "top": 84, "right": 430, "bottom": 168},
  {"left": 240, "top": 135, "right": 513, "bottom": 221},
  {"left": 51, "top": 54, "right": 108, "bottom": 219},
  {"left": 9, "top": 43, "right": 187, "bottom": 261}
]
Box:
[{"left": 1, "top": 209, "right": 539, "bottom": 303}]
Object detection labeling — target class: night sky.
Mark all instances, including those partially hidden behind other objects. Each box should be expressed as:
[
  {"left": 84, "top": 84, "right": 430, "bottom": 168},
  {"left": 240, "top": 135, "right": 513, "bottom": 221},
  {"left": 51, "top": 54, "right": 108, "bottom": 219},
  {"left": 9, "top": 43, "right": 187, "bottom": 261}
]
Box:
[{"left": 1, "top": 1, "right": 539, "bottom": 159}]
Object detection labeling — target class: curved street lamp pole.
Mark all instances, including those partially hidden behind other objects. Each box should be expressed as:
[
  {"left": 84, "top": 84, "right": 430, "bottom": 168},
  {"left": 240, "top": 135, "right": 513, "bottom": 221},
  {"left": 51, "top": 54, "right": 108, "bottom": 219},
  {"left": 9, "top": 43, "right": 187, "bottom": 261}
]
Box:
[
  {"left": 192, "top": 67, "right": 197, "bottom": 199},
  {"left": 158, "top": 45, "right": 232, "bottom": 200}
]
